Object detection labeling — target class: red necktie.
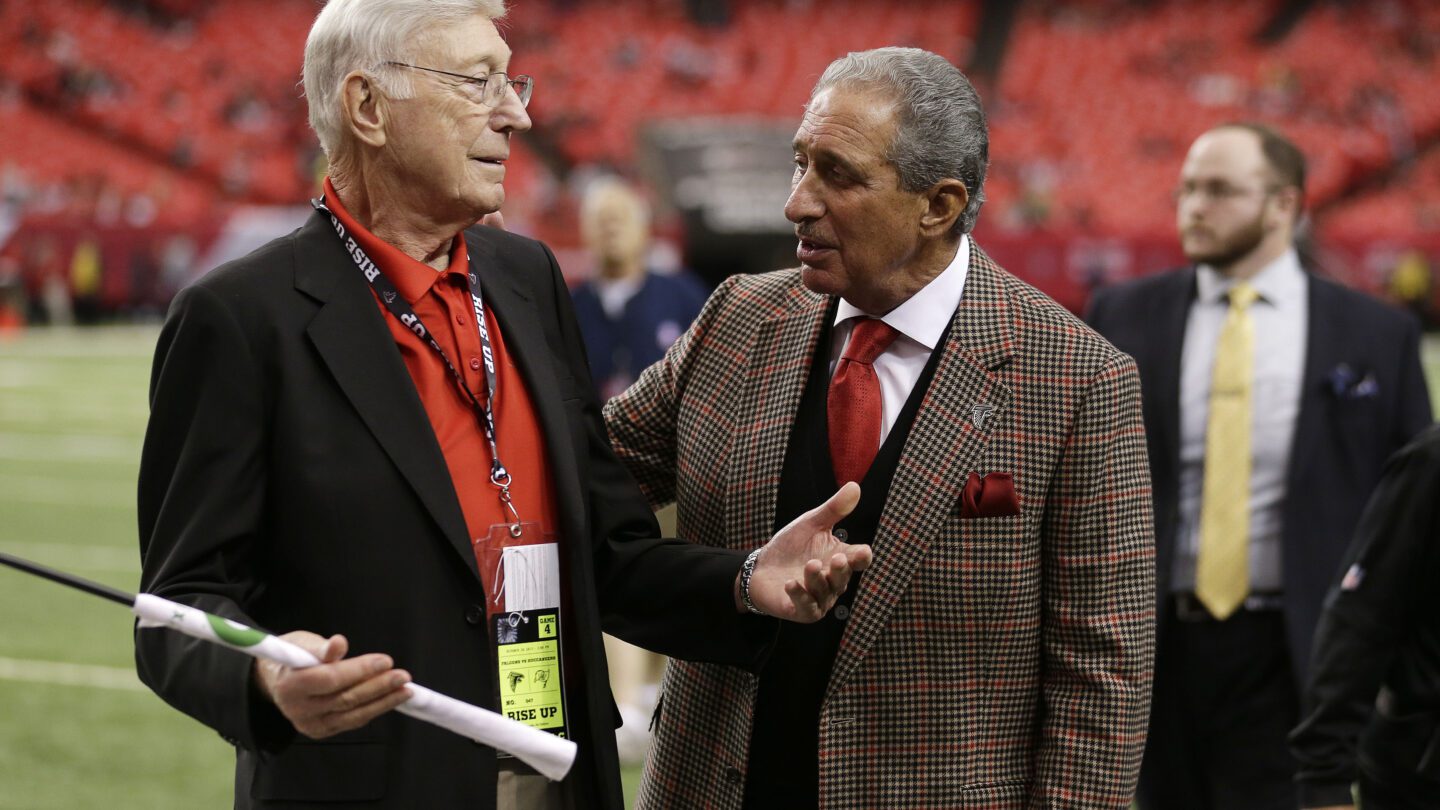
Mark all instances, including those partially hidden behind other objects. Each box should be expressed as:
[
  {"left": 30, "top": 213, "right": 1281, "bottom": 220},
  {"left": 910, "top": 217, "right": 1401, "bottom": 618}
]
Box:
[{"left": 828, "top": 318, "right": 901, "bottom": 487}]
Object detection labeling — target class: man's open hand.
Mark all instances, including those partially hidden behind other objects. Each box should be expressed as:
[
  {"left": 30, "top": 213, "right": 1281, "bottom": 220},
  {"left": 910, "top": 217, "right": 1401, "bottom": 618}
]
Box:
[
  {"left": 254, "top": 631, "right": 412, "bottom": 739},
  {"left": 738, "top": 482, "right": 873, "bottom": 621}
]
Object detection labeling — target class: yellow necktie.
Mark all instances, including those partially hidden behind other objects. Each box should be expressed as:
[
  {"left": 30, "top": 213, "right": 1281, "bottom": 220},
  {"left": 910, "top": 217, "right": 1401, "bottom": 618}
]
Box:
[{"left": 1196, "top": 282, "right": 1260, "bottom": 620}]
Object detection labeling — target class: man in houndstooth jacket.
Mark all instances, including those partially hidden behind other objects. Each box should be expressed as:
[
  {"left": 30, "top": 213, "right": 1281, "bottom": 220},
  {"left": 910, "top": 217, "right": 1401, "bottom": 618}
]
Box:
[{"left": 604, "top": 48, "right": 1156, "bottom": 809}]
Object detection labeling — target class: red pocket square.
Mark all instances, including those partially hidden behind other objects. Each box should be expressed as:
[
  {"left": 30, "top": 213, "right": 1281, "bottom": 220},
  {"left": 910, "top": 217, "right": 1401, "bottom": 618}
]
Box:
[{"left": 961, "top": 472, "right": 1021, "bottom": 518}]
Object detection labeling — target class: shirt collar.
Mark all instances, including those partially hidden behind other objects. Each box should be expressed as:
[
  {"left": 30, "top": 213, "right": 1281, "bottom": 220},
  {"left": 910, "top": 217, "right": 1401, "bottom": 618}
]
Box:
[
  {"left": 1195, "top": 247, "right": 1305, "bottom": 309},
  {"left": 322, "top": 177, "right": 469, "bottom": 305},
  {"left": 833, "top": 234, "right": 970, "bottom": 350}
]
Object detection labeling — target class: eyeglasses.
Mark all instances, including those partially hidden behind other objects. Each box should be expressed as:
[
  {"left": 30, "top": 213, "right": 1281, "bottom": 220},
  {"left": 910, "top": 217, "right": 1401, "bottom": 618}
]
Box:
[
  {"left": 1172, "top": 181, "right": 1282, "bottom": 206},
  {"left": 384, "top": 62, "right": 534, "bottom": 108}
]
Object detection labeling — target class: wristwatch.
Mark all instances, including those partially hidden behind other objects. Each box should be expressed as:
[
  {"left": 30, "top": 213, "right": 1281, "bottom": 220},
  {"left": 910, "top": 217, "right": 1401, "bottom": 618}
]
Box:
[{"left": 739, "top": 548, "right": 765, "bottom": 615}]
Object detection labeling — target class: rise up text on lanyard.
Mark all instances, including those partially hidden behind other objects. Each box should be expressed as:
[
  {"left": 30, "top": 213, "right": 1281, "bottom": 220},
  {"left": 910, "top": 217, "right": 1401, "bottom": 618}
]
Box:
[{"left": 313, "top": 199, "right": 570, "bottom": 742}]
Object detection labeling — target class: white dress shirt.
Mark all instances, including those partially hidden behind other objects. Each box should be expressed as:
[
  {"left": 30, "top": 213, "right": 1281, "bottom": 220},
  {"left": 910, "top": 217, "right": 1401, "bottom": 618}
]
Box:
[
  {"left": 829, "top": 236, "right": 970, "bottom": 445},
  {"left": 1173, "top": 248, "right": 1308, "bottom": 593}
]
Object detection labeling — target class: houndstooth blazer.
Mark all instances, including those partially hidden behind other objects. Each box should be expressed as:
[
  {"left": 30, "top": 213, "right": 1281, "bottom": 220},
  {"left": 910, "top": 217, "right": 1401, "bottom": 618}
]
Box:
[{"left": 604, "top": 245, "right": 1156, "bottom": 809}]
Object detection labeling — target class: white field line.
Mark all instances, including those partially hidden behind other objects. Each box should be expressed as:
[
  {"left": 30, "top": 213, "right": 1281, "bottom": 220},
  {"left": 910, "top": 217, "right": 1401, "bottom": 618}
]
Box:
[
  {"left": 0, "top": 325, "right": 160, "bottom": 359},
  {"left": 0, "top": 473, "right": 134, "bottom": 509},
  {"left": 0, "top": 541, "right": 138, "bottom": 574},
  {"left": 0, "top": 432, "right": 142, "bottom": 464},
  {"left": 0, "top": 656, "right": 145, "bottom": 691},
  {"left": 0, "top": 398, "right": 150, "bottom": 425}
]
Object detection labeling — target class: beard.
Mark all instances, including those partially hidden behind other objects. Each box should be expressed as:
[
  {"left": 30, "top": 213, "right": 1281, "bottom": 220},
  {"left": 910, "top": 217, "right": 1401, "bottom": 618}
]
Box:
[{"left": 1182, "top": 211, "right": 1267, "bottom": 271}]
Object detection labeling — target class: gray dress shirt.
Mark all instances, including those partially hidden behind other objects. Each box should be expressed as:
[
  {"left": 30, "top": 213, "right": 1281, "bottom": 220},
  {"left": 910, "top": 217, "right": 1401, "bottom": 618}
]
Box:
[{"left": 1173, "top": 249, "right": 1308, "bottom": 593}]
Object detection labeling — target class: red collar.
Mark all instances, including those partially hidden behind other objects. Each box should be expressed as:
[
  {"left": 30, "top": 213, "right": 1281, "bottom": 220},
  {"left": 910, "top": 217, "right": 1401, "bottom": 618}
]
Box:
[{"left": 322, "top": 177, "right": 470, "bottom": 304}]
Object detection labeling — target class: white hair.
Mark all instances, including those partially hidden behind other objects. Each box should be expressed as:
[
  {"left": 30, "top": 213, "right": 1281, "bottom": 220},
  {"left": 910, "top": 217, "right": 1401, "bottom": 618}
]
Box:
[{"left": 302, "top": 0, "right": 507, "bottom": 156}]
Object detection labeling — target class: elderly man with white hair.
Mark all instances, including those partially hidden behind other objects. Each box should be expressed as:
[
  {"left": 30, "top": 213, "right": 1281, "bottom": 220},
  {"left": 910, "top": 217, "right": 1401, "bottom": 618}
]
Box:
[{"left": 133, "top": 2, "right": 870, "bottom": 808}]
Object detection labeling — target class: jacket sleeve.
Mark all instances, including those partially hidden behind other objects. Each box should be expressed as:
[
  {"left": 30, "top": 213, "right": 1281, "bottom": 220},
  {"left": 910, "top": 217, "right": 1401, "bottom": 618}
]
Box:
[
  {"left": 134, "top": 281, "right": 295, "bottom": 753},
  {"left": 538, "top": 251, "right": 772, "bottom": 670},
  {"left": 1031, "top": 351, "right": 1157, "bottom": 809},
  {"left": 1290, "top": 428, "right": 1440, "bottom": 807},
  {"left": 602, "top": 273, "right": 746, "bottom": 510}
]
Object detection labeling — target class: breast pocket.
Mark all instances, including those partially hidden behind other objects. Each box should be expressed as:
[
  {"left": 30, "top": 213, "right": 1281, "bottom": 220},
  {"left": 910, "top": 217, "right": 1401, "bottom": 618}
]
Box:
[{"left": 910, "top": 513, "right": 1037, "bottom": 624}]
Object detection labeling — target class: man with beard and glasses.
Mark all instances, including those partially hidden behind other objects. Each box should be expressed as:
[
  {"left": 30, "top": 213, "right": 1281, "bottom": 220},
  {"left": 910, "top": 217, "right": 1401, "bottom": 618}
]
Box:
[{"left": 1087, "top": 123, "right": 1432, "bottom": 810}]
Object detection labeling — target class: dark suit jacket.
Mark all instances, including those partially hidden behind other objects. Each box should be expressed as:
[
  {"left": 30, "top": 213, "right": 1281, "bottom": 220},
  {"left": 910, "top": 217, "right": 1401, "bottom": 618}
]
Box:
[
  {"left": 1086, "top": 266, "right": 1432, "bottom": 680},
  {"left": 135, "top": 214, "right": 765, "bottom": 809}
]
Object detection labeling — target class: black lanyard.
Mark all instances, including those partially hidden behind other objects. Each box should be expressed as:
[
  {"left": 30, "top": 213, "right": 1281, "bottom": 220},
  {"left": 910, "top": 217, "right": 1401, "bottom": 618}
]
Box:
[{"left": 312, "top": 198, "right": 521, "bottom": 526}]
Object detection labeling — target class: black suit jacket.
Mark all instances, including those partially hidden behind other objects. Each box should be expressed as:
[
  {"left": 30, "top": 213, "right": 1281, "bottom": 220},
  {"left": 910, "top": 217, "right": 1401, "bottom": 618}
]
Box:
[
  {"left": 135, "top": 215, "right": 766, "bottom": 809},
  {"left": 1086, "top": 266, "right": 1432, "bottom": 681}
]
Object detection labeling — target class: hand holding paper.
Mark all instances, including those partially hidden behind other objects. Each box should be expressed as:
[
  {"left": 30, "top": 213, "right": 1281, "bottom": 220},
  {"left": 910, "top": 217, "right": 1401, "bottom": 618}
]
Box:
[
  {"left": 132, "top": 593, "right": 577, "bottom": 780},
  {"left": 0, "top": 552, "right": 577, "bottom": 781},
  {"left": 253, "top": 631, "right": 413, "bottom": 741}
]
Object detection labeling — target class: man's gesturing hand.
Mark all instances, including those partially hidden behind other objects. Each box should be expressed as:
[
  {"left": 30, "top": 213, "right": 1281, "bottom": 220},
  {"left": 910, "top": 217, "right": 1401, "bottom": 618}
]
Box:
[
  {"left": 254, "top": 631, "right": 412, "bottom": 739},
  {"left": 738, "top": 482, "right": 873, "bottom": 621}
]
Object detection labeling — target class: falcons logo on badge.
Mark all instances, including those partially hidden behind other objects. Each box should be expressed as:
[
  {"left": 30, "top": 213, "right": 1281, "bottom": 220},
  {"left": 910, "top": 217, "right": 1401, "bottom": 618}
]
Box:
[
  {"left": 970, "top": 402, "right": 995, "bottom": 431},
  {"left": 382, "top": 291, "right": 397, "bottom": 304}
]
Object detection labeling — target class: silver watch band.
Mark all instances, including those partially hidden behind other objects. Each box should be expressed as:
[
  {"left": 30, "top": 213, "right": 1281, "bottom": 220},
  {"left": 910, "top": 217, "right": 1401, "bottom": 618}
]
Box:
[{"left": 739, "top": 548, "right": 765, "bottom": 616}]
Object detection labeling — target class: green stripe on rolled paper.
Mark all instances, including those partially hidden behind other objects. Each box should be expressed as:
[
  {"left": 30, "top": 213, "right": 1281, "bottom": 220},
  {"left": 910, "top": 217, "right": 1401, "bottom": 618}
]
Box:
[{"left": 205, "top": 613, "right": 267, "bottom": 647}]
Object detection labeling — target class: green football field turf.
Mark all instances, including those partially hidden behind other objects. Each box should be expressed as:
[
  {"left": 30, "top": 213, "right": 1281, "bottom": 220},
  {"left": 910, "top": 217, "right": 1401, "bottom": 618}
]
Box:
[{"left": 1, "top": 324, "right": 1437, "bottom": 807}]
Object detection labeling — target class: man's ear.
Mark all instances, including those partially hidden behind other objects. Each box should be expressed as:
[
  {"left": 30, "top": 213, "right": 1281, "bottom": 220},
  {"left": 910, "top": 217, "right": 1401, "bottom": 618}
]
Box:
[
  {"left": 920, "top": 179, "right": 969, "bottom": 237},
  {"left": 341, "top": 72, "right": 386, "bottom": 149},
  {"left": 1269, "top": 185, "right": 1302, "bottom": 228}
]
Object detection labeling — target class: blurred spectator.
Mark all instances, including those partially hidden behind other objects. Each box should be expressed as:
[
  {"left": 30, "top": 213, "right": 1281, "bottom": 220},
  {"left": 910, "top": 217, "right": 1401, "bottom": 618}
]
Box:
[
  {"left": 0, "top": 254, "right": 24, "bottom": 337},
  {"left": 69, "top": 237, "right": 102, "bottom": 323},
  {"left": 570, "top": 177, "right": 709, "bottom": 400},
  {"left": 1387, "top": 249, "right": 1433, "bottom": 323},
  {"left": 25, "top": 237, "right": 71, "bottom": 326}
]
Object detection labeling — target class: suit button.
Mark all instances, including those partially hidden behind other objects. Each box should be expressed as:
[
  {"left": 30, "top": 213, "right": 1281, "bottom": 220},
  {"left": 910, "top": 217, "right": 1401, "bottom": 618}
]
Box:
[
  {"left": 833, "top": 528, "right": 848, "bottom": 542},
  {"left": 465, "top": 605, "right": 485, "bottom": 625},
  {"left": 723, "top": 766, "right": 743, "bottom": 785}
]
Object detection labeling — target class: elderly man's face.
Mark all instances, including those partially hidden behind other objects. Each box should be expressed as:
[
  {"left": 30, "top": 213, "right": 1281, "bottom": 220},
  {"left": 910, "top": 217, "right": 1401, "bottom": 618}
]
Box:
[
  {"left": 380, "top": 14, "right": 530, "bottom": 224},
  {"left": 785, "top": 86, "right": 930, "bottom": 312}
]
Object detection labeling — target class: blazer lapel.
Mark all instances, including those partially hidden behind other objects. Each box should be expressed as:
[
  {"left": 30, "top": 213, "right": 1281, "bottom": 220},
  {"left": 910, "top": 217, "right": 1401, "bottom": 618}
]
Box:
[
  {"left": 827, "top": 245, "right": 1015, "bottom": 700},
  {"left": 1286, "top": 275, "right": 1338, "bottom": 497},
  {"left": 461, "top": 229, "right": 587, "bottom": 555},
  {"left": 724, "top": 282, "right": 830, "bottom": 550},
  {"left": 296, "top": 216, "right": 477, "bottom": 581},
  {"left": 1147, "top": 269, "right": 1194, "bottom": 492}
]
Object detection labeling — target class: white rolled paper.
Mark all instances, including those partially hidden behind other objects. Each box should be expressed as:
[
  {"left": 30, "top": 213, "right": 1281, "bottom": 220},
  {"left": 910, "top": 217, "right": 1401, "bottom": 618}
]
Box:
[{"left": 133, "top": 593, "right": 577, "bottom": 781}]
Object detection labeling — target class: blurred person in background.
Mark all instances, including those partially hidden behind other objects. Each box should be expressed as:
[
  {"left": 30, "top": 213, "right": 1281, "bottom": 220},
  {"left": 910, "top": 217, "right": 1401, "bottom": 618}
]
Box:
[
  {"left": 571, "top": 177, "right": 709, "bottom": 400},
  {"left": 134, "top": 1, "right": 870, "bottom": 808},
  {"left": 606, "top": 46, "right": 1155, "bottom": 809},
  {"left": 570, "top": 176, "right": 708, "bottom": 764},
  {"left": 1291, "top": 425, "right": 1440, "bottom": 810},
  {"left": 1086, "top": 123, "right": 1432, "bottom": 810}
]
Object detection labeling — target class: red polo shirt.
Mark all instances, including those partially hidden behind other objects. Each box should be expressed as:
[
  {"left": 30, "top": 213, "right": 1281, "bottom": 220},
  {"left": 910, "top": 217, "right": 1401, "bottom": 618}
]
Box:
[{"left": 323, "top": 180, "right": 560, "bottom": 586}]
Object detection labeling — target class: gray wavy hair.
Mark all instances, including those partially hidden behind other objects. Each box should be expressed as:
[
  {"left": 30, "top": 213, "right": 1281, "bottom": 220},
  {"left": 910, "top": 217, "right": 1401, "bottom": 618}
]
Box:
[
  {"left": 814, "top": 47, "right": 988, "bottom": 235},
  {"left": 302, "top": 0, "right": 506, "bottom": 156}
]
